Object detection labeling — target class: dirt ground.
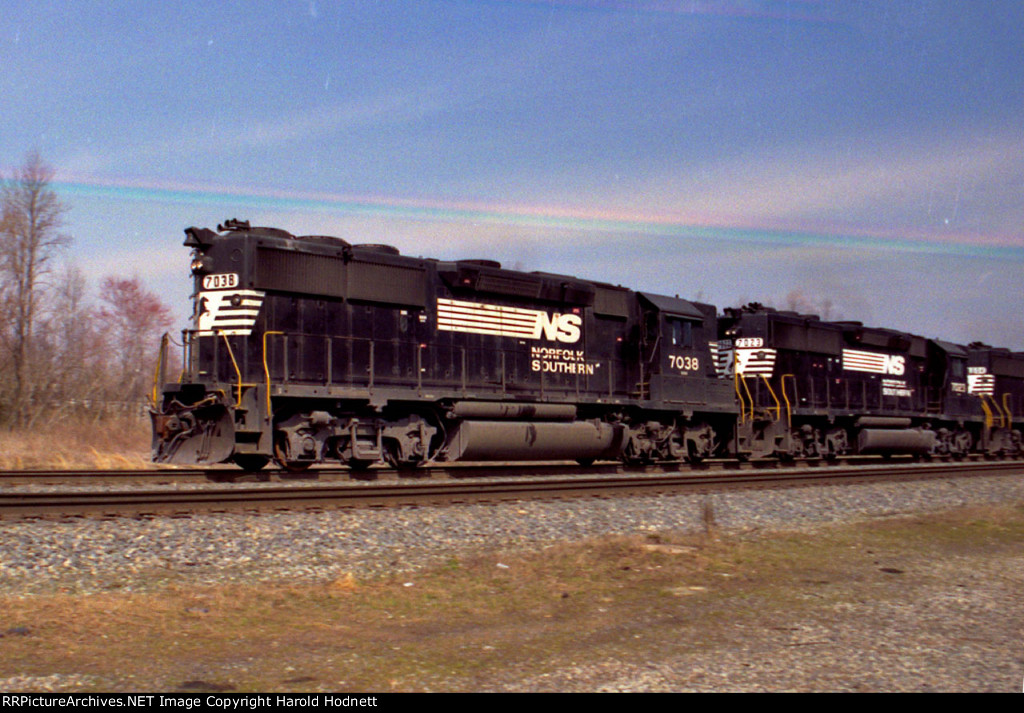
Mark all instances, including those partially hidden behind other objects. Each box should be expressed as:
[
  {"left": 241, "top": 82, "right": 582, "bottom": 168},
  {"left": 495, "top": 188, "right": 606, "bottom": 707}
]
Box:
[{"left": 1, "top": 503, "right": 1022, "bottom": 692}]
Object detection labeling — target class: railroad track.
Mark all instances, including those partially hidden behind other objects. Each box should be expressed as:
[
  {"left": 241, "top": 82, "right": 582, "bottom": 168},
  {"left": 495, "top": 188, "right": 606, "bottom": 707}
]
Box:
[
  {"left": 0, "top": 453, "right": 1014, "bottom": 485},
  {"left": 1, "top": 460, "right": 1021, "bottom": 520}
]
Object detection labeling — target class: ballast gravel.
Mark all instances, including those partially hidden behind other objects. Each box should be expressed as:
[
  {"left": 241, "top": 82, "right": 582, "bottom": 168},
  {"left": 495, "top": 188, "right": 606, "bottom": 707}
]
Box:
[{"left": 0, "top": 473, "right": 1021, "bottom": 595}]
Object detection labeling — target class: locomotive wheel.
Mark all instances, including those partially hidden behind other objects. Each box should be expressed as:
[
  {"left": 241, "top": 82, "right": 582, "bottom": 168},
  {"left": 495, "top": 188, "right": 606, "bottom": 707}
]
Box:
[
  {"left": 383, "top": 442, "right": 424, "bottom": 472},
  {"left": 952, "top": 430, "right": 973, "bottom": 459},
  {"left": 684, "top": 437, "right": 707, "bottom": 465},
  {"left": 233, "top": 454, "right": 270, "bottom": 471},
  {"left": 276, "top": 458, "right": 313, "bottom": 473},
  {"left": 273, "top": 439, "right": 314, "bottom": 472}
]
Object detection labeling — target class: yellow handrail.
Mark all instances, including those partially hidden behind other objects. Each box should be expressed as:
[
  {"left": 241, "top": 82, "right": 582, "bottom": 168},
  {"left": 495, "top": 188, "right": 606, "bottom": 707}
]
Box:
[
  {"left": 263, "top": 331, "right": 284, "bottom": 419},
  {"left": 979, "top": 397, "right": 994, "bottom": 429},
  {"left": 734, "top": 371, "right": 747, "bottom": 425},
  {"left": 221, "top": 334, "right": 245, "bottom": 406},
  {"left": 986, "top": 394, "right": 1006, "bottom": 428},
  {"left": 761, "top": 375, "right": 781, "bottom": 422},
  {"left": 150, "top": 332, "right": 170, "bottom": 407},
  {"left": 740, "top": 375, "right": 755, "bottom": 422},
  {"left": 779, "top": 374, "right": 794, "bottom": 429}
]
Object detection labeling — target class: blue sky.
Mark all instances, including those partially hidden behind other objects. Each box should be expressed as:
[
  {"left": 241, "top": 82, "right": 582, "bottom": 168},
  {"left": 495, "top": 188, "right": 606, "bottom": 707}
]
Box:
[{"left": 3, "top": 0, "right": 1023, "bottom": 348}]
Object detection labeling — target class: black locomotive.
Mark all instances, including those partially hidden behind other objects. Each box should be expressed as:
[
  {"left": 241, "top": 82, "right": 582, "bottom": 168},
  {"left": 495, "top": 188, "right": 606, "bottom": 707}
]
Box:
[
  {"left": 718, "top": 305, "right": 1023, "bottom": 459},
  {"left": 151, "top": 220, "right": 1023, "bottom": 470}
]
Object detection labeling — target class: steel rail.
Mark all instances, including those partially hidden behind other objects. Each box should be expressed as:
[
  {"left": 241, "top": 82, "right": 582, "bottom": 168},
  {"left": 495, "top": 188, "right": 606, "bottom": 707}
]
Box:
[
  {"left": 0, "top": 460, "right": 1021, "bottom": 520},
  {"left": 0, "top": 453, "right": 1016, "bottom": 485}
]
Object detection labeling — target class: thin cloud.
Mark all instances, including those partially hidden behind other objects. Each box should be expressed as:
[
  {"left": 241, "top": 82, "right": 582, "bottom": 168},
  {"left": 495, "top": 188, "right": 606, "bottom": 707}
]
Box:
[
  {"left": 63, "top": 87, "right": 453, "bottom": 174},
  {"left": 632, "top": 127, "right": 1024, "bottom": 246}
]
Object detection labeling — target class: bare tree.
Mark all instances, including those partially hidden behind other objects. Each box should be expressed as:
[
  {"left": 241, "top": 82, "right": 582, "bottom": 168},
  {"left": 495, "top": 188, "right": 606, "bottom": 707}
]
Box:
[
  {"left": 45, "top": 265, "right": 108, "bottom": 422},
  {"left": 0, "top": 151, "right": 71, "bottom": 426},
  {"left": 97, "top": 276, "right": 174, "bottom": 410}
]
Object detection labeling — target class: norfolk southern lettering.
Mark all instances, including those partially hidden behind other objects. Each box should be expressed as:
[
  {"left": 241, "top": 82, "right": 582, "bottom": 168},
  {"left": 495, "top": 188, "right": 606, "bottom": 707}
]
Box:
[{"left": 530, "top": 347, "right": 596, "bottom": 375}]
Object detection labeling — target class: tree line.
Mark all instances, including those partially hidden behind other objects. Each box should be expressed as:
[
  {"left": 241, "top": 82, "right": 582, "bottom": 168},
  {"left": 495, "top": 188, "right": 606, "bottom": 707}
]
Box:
[{"left": 0, "top": 151, "right": 175, "bottom": 429}]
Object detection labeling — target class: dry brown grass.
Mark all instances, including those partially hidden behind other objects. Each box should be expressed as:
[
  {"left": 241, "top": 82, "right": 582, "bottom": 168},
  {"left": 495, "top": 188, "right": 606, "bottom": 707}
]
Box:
[{"left": 0, "top": 416, "right": 151, "bottom": 469}]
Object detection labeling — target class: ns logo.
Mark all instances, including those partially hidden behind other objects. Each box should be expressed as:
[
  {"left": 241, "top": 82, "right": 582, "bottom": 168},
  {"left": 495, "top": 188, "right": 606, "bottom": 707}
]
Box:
[
  {"left": 435, "top": 298, "right": 582, "bottom": 344},
  {"left": 533, "top": 312, "right": 582, "bottom": 344},
  {"left": 844, "top": 348, "right": 906, "bottom": 376},
  {"left": 883, "top": 355, "right": 906, "bottom": 376}
]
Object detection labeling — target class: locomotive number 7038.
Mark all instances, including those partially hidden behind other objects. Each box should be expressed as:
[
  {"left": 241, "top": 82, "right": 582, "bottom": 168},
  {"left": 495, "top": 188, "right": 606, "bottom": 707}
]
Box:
[
  {"left": 202, "top": 273, "right": 240, "bottom": 290},
  {"left": 669, "top": 355, "right": 699, "bottom": 372}
]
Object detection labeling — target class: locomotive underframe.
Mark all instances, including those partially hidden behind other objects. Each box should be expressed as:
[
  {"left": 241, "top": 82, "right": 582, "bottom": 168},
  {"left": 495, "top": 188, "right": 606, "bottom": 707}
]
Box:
[
  {"left": 152, "top": 376, "right": 738, "bottom": 470},
  {"left": 154, "top": 377, "right": 1020, "bottom": 470}
]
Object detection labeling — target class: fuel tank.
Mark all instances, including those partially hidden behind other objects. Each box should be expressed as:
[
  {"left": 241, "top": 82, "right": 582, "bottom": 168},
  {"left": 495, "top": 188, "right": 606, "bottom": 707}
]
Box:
[{"left": 445, "top": 420, "right": 624, "bottom": 461}]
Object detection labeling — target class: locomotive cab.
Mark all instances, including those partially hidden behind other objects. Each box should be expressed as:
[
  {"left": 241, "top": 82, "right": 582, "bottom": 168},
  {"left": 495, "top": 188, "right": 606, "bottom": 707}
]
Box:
[{"left": 635, "top": 294, "right": 733, "bottom": 409}]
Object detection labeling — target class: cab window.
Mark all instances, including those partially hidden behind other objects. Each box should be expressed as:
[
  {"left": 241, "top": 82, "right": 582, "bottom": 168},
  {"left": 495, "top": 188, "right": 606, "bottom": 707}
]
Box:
[
  {"left": 666, "top": 317, "right": 694, "bottom": 348},
  {"left": 950, "top": 358, "right": 965, "bottom": 379}
]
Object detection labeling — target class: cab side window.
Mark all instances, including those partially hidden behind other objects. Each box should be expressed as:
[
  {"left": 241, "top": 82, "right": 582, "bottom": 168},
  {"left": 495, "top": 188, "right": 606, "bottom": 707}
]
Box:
[
  {"left": 950, "top": 358, "right": 965, "bottom": 379},
  {"left": 666, "top": 317, "right": 693, "bottom": 348}
]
